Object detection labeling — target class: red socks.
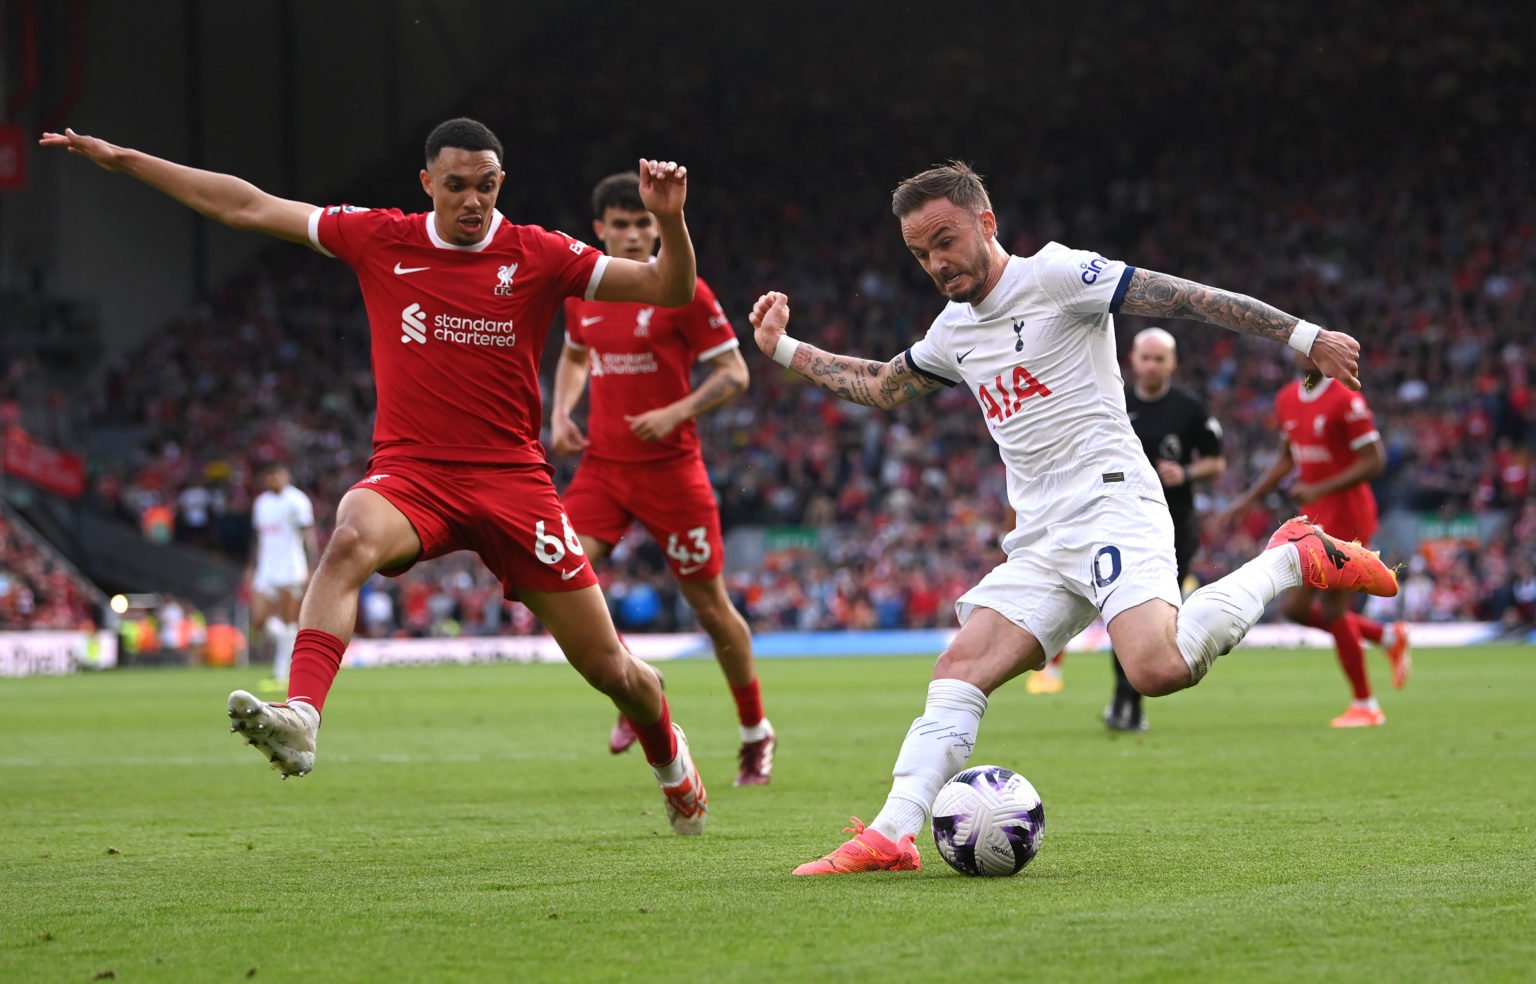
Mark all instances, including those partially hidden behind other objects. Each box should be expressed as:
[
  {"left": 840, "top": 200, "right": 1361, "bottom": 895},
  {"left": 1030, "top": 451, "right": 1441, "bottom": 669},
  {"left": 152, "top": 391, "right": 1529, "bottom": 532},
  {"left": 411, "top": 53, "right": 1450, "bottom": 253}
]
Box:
[
  {"left": 1324, "top": 615, "right": 1372, "bottom": 701},
  {"left": 1350, "top": 613, "right": 1385, "bottom": 645},
  {"left": 630, "top": 697, "right": 678, "bottom": 767},
  {"left": 287, "top": 629, "right": 346, "bottom": 714},
  {"left": 730, "top": 678, "right": 765, "bottom": 728}
]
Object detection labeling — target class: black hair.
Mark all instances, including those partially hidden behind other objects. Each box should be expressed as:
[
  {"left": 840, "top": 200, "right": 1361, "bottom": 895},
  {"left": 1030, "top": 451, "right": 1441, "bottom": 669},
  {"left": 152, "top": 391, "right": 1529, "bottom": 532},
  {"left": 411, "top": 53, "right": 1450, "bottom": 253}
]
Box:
[
  {"left": 591, "top": 171, "right": 645, "bottom": 219},
  {"left": 425, "top": 118, "right": 504, "bottom": 166}
]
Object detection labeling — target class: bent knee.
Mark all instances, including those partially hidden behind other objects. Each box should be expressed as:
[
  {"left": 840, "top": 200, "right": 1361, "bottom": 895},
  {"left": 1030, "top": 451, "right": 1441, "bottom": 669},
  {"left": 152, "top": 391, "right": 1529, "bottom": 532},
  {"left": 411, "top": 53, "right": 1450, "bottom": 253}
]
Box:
[
  {"left": 1120, "top": 651, "right": 1191, "bottom": 698},
  {"left": 577, "top": 649, "right": 650, "bottom": 699}
]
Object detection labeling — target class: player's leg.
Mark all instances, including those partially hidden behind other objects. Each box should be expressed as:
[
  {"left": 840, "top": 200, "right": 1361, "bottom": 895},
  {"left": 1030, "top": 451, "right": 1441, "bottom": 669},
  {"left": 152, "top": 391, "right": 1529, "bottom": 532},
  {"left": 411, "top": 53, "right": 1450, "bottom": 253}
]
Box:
[
  {"left": 1319, "top": 589, "right": 1384, "bottom": 727},
  {"left": 642, "top": 458, "right": 775, "bottom": 783},
  {"left": 676, "top": 574, "right": 774, "bottom": 785},
  {"left": 1109, "top": 527, "right": 1193, "bottom": 730},
  {"left": 794, "top": 607, "right": 1044, "bottom": 875},
  {"left": 249, "top": 584, "right": 276, "bottom": 669},
  {"left": 483, "top": 470, "right": 707, "bottom": 834},
  {"left": 1124, "top": 515, "right": 1398, "bottom": 694},
  {"left": 227, "top": 484, "right": 424, "bottom": 778},
  {"left": 268, "top": 585, "right": 302, "bottom": 685},
  {"left": 559, "top": 461, "right": 646, "bottom": 754},
  {"left": 521, "top": 583, "right": 706, "bottom": 834}
]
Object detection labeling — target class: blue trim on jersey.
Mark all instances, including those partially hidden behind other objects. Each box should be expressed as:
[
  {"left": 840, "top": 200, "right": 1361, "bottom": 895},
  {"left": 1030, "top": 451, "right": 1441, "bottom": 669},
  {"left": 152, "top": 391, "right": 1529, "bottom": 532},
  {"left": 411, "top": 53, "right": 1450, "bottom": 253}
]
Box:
[
  {"left": 904, "top": 348, "right": 959, "bottom": 387},
  {"left": 1109, "top": 265, "right": 1137, "bottom": 314}
]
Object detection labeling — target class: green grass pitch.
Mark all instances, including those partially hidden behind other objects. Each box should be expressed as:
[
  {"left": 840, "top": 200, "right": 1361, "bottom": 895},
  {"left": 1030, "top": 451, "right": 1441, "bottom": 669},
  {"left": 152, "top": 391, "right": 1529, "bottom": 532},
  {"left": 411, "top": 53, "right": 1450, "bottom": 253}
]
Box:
[{"left": 3, "top": 645, "right": 1533, "bottom": 982}]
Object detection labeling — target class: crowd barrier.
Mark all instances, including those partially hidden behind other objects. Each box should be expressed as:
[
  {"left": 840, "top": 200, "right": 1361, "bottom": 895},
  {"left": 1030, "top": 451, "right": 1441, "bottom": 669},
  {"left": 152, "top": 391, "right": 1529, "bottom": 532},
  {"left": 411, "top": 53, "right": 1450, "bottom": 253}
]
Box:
[
  {"left": 0, "top": 623, "right": 1516, "bottom": 677},
  {"left": 0, "top": 631, "right": 118, "bottom": 677}
]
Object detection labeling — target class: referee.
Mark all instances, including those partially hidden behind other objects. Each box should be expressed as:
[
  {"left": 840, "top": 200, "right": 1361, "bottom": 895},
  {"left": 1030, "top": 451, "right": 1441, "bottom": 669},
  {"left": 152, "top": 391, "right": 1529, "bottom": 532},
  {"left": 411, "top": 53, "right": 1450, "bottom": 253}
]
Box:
[{"left": 1109, "top": 327, "right": 1226, "bottom": 730}]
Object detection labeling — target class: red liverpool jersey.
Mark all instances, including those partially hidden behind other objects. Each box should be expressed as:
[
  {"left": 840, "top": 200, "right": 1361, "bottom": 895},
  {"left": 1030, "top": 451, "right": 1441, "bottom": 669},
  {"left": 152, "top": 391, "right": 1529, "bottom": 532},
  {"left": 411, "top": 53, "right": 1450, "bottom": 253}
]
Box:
[
  {"left": 563, "top": 277, "right": 738, "bottom": 464},
  {"left": 1275, "top": 377, "right": 1380, "bottom": 537},
  {"left": 309, "top": 205, "right": 607, "bottom": 465}
]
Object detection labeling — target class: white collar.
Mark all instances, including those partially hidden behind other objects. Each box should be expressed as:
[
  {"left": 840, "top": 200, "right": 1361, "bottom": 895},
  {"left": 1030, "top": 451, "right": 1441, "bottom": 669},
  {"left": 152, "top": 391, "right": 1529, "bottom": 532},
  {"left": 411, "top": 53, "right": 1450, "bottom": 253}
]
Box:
[{"left": 425, "top": 210, "right": 505, "bottom": 251}]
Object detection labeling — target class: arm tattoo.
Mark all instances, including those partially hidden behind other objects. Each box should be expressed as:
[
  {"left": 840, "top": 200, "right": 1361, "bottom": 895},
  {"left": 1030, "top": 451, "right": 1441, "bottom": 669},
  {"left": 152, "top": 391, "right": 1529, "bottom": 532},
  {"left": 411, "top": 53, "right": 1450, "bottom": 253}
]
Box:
[
  {"left": 790, "top": 346, "right": 941, "bottom": 408},
  {"left": 1119, "top": 268, "right": 1298, "bottom": 344}
]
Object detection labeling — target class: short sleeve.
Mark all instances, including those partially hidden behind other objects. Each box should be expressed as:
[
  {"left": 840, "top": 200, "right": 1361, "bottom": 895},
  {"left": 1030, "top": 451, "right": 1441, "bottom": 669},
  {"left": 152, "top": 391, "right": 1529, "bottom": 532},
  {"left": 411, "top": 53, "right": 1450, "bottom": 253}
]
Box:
[
  {"left": 532, "top": 227, "right": 608, "bottom": 301},
  {"left": 906, "top": 320, "right": 960, "bottom": 387},
  {"left": 1342, "top": 392, "right": 1379, "bottom": 450},
  {"left": 681, "top": 279, "right": 740, "bottom": 363},
  {"left": 1193, "top": 402, "right": 1224, "bottom": 457},
  {"left": 309, "top": 205, "right": 387, "bottom": 265},
  {"left": 1031, "top": 241, "right": 1136, "bottom": 318},
  {"left": 290, "top": 489, "right": 315, "bottom": 528}
]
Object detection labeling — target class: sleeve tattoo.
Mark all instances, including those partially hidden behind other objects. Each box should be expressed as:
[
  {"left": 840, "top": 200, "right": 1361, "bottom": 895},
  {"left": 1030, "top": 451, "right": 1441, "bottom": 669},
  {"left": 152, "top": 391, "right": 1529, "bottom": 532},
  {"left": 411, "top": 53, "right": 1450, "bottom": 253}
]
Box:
[
  {"left": 790, "top": 347, "right": 943, "bottom": 409},
  {"left": 1119, "top": 268, "right": 1298, "bottom": 344}
]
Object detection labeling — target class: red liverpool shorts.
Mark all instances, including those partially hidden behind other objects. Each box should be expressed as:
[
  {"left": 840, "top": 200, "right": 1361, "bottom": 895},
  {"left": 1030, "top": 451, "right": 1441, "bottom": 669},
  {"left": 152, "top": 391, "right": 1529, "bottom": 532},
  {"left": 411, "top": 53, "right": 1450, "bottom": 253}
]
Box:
[
  {"left": 562, "top": 455, "right": 725, "bottom": 581},
  {"left": 1300, "top": 487, "right": 1379, "bottom": 546},
  {"left": 349, "top": 457, "right": 598, "bottom": 597}
]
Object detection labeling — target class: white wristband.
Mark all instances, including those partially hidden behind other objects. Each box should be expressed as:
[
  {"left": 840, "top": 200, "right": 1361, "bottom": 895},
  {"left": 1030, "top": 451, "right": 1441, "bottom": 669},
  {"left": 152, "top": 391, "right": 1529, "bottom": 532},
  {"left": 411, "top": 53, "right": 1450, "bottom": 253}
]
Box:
[
  {"left": 1287, "top": 320, "right": 1321, "bottom": 355},
  {"left": 772, "top": 334, "right": 801, "bottom": 368}
]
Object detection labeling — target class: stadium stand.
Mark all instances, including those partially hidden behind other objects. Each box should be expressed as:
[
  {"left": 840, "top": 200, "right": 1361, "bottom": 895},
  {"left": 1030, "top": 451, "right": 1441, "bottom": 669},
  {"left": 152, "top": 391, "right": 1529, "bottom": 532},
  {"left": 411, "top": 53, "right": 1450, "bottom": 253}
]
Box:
[{"left": 12, "top": 2, "right": 1534, "bottom": 638}]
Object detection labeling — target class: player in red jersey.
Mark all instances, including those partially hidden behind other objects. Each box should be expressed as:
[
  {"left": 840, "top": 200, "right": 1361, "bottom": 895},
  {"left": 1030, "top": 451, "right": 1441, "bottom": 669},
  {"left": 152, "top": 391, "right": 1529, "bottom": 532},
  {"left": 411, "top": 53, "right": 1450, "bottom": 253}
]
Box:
[
  {"left": 42, "top": 120, "right": 711, "bottom": 833},
  {"left": 550, "top": 172, "right": 775, "bottom": 786},
  {"left": 1221, "top": 352, "right": 1411, "bottom": 727}
]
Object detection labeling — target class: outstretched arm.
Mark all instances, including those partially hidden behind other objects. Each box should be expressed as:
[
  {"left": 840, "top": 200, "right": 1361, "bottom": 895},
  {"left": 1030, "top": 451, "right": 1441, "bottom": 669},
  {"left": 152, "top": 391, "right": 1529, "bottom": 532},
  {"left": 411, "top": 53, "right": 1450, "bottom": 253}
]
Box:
[
  {"left": 39, "top": 128, "right": 317, "bottom": 246},
  {"left": 593, "top": 159, "right": 696, "bottom": 307},
  {"left": 749, "top": 291, "right": 943, "bottom": 409},
  {"left": 1119, "top": 268, "right": 1362, "bottom": 390},
  {"left": 627, "top": 348, "right": 749, "bottom": 442}
]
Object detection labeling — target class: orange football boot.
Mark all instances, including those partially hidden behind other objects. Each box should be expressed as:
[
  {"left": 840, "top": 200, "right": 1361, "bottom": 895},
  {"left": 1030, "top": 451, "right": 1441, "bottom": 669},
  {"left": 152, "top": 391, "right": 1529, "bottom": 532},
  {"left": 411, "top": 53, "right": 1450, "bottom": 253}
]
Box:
[
  {"left": 792, "top": 818, "right": 922, "bottom": 875},
  {"left": 1331, "top": 704, "right": 1386, "bottom": 728},
  {"left": 1267, "top": 516, "right": 1398, "bottom": 597}
]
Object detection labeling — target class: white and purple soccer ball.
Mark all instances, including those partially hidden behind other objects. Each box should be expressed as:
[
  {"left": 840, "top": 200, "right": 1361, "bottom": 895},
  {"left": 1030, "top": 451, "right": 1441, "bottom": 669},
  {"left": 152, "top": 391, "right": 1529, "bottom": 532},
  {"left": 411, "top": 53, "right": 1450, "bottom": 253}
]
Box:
[{"left": 931, "top": 765, "right": 1046, "bottom": 877}]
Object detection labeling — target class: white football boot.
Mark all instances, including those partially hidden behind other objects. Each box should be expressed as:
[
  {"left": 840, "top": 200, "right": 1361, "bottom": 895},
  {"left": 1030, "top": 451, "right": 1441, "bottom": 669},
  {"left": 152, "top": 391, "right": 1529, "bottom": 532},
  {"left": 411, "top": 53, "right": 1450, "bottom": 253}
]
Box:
[
  {"left": 657, "top": 725, "right": 708, "bottom": 835},
  {"left": 228, "top": 690, "right": 320, "bottom": 778}
]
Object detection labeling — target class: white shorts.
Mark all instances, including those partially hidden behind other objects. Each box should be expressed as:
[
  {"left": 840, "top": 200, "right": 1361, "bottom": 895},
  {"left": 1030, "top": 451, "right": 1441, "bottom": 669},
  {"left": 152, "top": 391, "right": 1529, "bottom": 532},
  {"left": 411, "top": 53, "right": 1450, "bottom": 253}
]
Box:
[
  {"left": 955, "top": 494, "right": 1182, "bottom": 659},
  {"left": 252, "top": 569, "right": 306, "bottom": 599}
]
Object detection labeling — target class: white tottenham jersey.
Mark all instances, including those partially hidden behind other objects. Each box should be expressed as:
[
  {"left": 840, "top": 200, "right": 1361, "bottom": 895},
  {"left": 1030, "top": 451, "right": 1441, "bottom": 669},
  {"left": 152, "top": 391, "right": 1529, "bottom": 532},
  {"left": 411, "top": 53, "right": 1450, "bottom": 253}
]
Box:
[
  {"left": 252, "top": 485, "right": 315, "bottom": 582},
  {"left": 906, "top": 243, "right": 1164, "bottom": 552}
]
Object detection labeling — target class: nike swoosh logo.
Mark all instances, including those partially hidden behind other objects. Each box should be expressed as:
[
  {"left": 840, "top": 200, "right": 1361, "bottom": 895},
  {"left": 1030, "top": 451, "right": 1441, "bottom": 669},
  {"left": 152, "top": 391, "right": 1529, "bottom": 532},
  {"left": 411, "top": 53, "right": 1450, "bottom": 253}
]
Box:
[
  {"left": 580, "top": 316, "right": 603, "bottom": 327},
  {"left": 678, "top": 563, "right": 706, "bottom": 576},
  {"left": 394, "top": 263, "right": 430, "bottom": 275},
  {"left": 956, "top": 346, "right": 977, "bottom": 365},
  {"left": 560, "top": 562, "right": 587, "bottom": 581}
]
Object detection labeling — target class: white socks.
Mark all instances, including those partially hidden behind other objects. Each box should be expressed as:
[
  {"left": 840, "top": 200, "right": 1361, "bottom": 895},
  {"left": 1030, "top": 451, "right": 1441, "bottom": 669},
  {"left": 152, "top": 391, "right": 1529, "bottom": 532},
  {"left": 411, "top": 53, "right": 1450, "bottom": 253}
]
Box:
[
  {"left": 1177, "top": 546, "right": 1302, "bottom": 683},
  {"left": 272, "top": 622, "right": 297, "bottom": 682},
  {"left": 870, "top": 679, "right": 988, "bottom": 841},
  {"left": 740, "top": 719, "right": 772, "bottom": 743}
]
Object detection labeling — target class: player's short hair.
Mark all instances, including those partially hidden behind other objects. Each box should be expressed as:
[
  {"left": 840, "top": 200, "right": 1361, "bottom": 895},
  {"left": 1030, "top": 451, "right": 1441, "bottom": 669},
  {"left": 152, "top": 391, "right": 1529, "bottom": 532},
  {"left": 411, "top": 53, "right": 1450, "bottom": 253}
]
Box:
[
  {"left": 891, "top": 161, "right": 992, "bottom": 218},
  {"left": 591, "top": 172, "right": 645, "bottom": 218},
  {"left": 425, "top": 118, "right": 504, "bottom": 166}
]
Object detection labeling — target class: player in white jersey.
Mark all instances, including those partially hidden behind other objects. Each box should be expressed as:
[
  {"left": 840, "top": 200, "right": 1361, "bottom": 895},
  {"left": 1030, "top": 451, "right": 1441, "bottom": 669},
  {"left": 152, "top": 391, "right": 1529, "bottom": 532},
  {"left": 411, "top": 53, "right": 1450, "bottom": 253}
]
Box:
[
  {"left": 249, "top": 463, "right": 317, "bottom": 687},
  {"left": 750, "top": 162, "right": 1400, "bottom": 875}
]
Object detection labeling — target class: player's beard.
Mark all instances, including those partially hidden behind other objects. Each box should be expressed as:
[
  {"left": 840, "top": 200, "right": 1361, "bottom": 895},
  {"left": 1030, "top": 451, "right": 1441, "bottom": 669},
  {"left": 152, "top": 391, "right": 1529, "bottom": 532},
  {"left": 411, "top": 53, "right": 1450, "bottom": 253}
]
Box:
[{"left": 944, "top": 244, "right": 998, "bottom": 305}]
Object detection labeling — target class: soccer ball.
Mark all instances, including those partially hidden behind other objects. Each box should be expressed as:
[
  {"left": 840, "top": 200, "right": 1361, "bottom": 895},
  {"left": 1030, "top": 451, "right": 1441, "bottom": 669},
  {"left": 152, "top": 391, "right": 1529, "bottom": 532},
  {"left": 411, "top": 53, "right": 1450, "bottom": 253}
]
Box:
[{"left": 931, "top": 765, "right": 1046, "bottom": 877}]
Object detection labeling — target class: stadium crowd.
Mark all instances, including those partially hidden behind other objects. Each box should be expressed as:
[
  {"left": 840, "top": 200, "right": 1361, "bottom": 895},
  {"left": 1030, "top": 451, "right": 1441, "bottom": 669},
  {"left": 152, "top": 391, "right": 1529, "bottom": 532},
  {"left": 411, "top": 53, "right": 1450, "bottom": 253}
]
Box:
[
  {"left": 9, "top": 2, "right": 1533, "bottom": 638},
  {"left": 0, "top": 505, "right": 97, "bottom": 631}
]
